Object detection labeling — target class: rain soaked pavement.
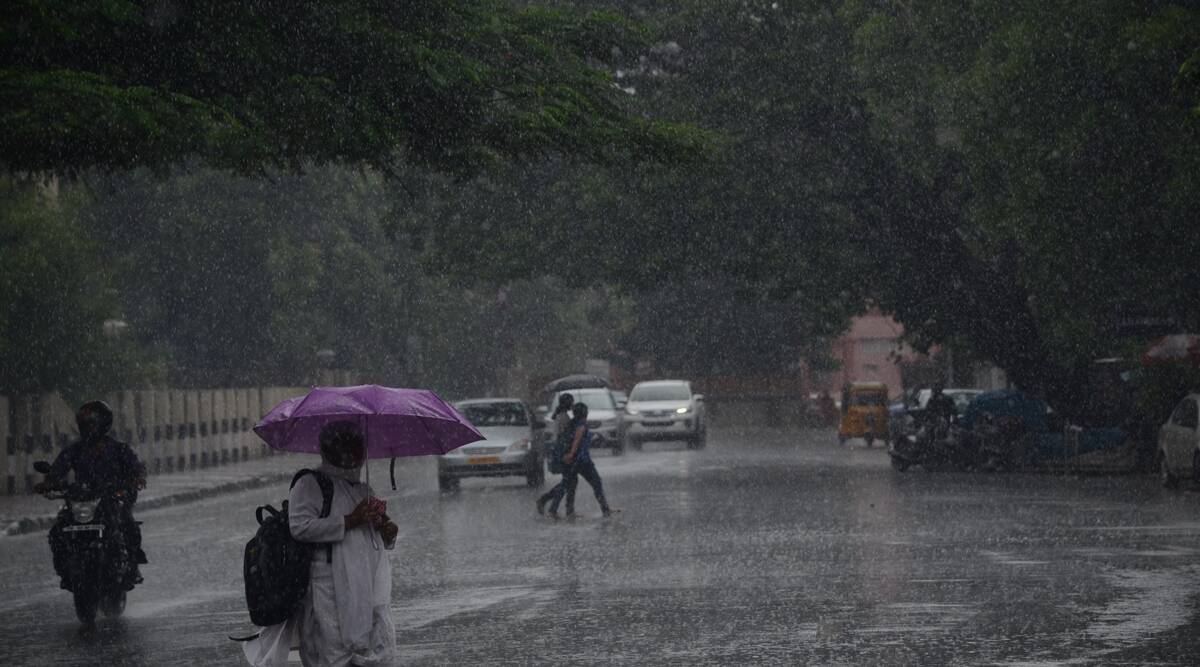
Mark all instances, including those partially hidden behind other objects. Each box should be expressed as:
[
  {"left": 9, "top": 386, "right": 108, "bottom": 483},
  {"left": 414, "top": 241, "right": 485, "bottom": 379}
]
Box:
[{"left": 2, "top": 427, "right": 1200, "bottom": 665}]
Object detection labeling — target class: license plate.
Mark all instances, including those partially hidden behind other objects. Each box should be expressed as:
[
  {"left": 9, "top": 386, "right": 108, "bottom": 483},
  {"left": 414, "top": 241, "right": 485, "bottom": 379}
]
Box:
[
  {"left": 467, "top": 456, "right": 502, "bottom": 465},
  {"left": 63, "top": 524, "right": 103, "bottom": 535},
  {"left": 643, "top": 421, "right": 671, "bottom": 427}
]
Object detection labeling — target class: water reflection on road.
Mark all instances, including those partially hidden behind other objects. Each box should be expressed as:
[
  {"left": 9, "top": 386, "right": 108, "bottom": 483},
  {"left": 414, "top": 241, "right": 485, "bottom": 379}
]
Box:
[{"left": 1, "top": 428, "right": 1199, "bottom": 664}]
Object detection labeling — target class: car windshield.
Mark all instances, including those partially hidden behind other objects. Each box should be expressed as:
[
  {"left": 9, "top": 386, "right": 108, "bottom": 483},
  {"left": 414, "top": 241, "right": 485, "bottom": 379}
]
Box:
[
  {"left": 559, "top": 389, "right": 615, "bottom": 410},
  {"left": 630, "top": 384, "right": 690, "bottom": 401},
  {"left": 456, "top": 402, "right": 528, "bottom": 427}
]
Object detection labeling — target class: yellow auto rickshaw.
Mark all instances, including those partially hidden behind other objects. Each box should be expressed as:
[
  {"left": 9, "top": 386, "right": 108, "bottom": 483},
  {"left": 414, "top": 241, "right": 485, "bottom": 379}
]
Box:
[{"left": 838, "top": 382, "right": 889, "bottom": 446}]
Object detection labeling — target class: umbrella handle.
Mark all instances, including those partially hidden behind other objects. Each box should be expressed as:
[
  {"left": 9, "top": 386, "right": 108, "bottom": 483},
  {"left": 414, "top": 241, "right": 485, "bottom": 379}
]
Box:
[{"left": 390, "top": 457, "right": 397, "bottom": 490}]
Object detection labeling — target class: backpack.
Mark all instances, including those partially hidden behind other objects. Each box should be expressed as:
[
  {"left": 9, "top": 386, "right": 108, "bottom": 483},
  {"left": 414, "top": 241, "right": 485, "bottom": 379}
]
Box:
[
  {"left": 547, "top": 422, "right": 571, "bottom": 474},
  {"left": 548, "top": 417, "right": 585, "bottom": 474},
  {"left": 242, "top": 469, "right": 334, "bottom": 627}
]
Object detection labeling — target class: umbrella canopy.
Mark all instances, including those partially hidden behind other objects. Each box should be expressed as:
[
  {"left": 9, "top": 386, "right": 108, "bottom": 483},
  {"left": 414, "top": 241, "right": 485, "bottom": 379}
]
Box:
[
  {"left": 542, "top": 374, "right": 609, "bottom": 394},
  {"left": 1141, "top": 334, "right": 1200, "bottom": 367},
  {"left": 254, "top": 385, "right": 484, "bottom": 459}
]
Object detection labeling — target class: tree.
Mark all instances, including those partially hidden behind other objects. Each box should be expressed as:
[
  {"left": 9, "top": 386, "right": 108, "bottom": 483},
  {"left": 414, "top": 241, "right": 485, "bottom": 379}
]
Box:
[
  {"left": 1, "top": 0, "right": 709, "bottom": 177},
  {"left": 847, "top": 1, "right": 1200, "bottom": 416},
  {"left": 0, "top": 180, "right": 160, "bottom": 397},
  {"left": 78, "top": 166, "right": 632, "bottom": 395},
  {"left": 405, "top": 0, "right": 1200, "bottom": 419},
  {"left": 401, "top": 1, "right": 869, "bottom": 369}
]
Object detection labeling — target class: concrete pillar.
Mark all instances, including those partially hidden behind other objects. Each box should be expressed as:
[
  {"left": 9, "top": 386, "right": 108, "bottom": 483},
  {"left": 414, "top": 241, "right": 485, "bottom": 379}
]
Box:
[
  {"left": 213, "top": 389, "right": 228, "bottom": 465},
  {"left": 226, "top": 388, "right": 241, "bottom": 463},
  {"left": 157, "top": 390, "right": 175, "bottom": 472},
  {"left": 235, "top": 388, "right": 250, "bottom": 461},
  {"left": 247, "top": 388, "right": 265, "bottom": 458},
  {"left": 140, "top": 390, "right": 159, "bottom": 474},
  {"left": 198, "top": 390, "right": 213, "bottom": 468},
  {"left": 184, "top": 390, "right": 200, "bottom": 470}
]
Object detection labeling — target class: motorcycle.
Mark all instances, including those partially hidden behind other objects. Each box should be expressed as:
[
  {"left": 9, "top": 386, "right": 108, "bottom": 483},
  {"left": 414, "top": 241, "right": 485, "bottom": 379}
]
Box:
[
  {"left": 972, "top": 413, "right": 1035, "bottom": 472},
  {"left": 888, "top": 413, "right": 977, "bottom": 472},
  {"left": 33, "top": 460, "right": 139, "bottom": 625}
]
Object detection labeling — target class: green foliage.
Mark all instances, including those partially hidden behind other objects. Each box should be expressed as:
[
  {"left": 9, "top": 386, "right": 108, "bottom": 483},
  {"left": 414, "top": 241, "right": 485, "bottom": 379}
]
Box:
[
  {"left": 404, "top": 0, "right": 1200, "bottom": 418},
  {"left": 401, "top": 1, "right": 867, "bottom": 368},
  {"left": 620, "top": 276, "right": 839, "bottom": 376},
  {"left": 851, "top": 2, "right": 1200, "bottom": 407},
  {"left": 1, "top": 0, "right": 710, "bottom": 177},
  {"left": 0, "top": 180, "right": 161, "bottom": 396},
  {"left": 74, "top": 167, "right": 627, "bottom": 396}
]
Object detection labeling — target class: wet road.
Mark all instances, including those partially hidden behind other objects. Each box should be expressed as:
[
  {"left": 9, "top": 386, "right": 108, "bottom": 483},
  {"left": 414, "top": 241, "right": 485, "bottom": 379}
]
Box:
[{"left": 2, "top": 427, "right": 1200, "bottom": 665}]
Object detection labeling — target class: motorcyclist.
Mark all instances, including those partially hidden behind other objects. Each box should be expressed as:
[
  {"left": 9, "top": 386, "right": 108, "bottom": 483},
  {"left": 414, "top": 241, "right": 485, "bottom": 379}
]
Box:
[
  {"left": 922, "top": 383, "right": 958, "bottom": 440},
  {"left": 35, "top": 400, "right": 147, "bottom": 590}
]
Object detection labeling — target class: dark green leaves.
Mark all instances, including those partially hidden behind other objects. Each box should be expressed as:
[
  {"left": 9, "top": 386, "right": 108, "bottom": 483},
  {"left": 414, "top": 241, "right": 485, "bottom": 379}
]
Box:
[{"left": 1, "top": 0, "right": 707, "bottom": 176}]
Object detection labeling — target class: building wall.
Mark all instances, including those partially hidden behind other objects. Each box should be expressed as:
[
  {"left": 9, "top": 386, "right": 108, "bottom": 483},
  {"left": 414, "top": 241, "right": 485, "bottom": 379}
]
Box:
[{"left": 825, "top": 312, "right": 911, "bottom": 398}]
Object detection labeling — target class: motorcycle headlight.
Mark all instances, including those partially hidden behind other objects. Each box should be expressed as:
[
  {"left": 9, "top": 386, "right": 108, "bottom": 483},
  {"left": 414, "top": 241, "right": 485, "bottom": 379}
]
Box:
[
  {"left": 507, "top": 439, "right": 531, "bottom": 452},
  {"left": 72, "top": 500, "right": 99, "bottom": 523}
]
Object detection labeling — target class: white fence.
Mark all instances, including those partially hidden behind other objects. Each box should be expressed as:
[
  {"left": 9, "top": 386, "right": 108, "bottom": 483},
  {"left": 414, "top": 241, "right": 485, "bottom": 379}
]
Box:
[{"left": 1, "top": 387, "right": 306, "bottom": 496}]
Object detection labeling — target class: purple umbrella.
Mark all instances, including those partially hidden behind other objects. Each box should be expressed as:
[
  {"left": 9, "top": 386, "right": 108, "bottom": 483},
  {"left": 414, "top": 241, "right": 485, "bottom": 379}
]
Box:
[{"left": 254, "top": 385, "right": 484, "bottom": 459}]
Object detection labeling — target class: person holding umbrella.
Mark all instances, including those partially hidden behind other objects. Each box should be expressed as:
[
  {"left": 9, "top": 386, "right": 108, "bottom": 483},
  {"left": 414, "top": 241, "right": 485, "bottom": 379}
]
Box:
[
  {"left": 295, "top": 421, "right": 397, "bottom": 666},
  {"left": 244, "top": 420, "right": 397, "bottom": 667},
  {"left": 245, "top": 385, "right": 485, "bottom": 666}
]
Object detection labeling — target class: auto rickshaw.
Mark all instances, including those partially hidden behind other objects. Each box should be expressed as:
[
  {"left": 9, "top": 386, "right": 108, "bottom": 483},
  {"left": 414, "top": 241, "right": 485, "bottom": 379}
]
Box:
[{"left": 838, "top": 382, "right": 890, "bottom": 446}]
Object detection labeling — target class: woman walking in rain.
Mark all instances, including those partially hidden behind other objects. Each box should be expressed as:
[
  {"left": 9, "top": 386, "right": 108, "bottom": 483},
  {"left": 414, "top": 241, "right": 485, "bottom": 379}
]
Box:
[
  {"left": 540, "top": 402, "right": 612, "bottom": 518},
  {"left": 244, "top": 421, "right": 398, "bottom": 667},
  {"left": 536, "top": 393, "right": 575, "bottom": 517}
]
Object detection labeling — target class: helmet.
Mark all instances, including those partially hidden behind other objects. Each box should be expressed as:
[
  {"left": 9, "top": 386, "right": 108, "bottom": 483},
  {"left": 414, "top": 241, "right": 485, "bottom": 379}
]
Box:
[{"left": 76, "top": 400, "right": 114, "bottom": 438}]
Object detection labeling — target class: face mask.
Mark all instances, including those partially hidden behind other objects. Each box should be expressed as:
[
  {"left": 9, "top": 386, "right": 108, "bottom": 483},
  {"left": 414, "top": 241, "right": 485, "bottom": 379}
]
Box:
[{"left": 318, "top": 460, "right": 363, "bottom": 484}]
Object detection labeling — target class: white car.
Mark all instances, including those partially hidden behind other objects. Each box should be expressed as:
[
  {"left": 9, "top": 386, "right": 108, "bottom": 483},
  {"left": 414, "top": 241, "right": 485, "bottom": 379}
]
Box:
[
  {"left": 914, "top": 388, "right": 985, "bottom": 413},
  {"left": 623, "top": 380, "right": 706, "bottom": 450},
  {"left": 438, "top": 399, "right": 544, "bottom": 491},
  {"left": 1157, "top": 393, "right": 1200, "bottom": 488}
]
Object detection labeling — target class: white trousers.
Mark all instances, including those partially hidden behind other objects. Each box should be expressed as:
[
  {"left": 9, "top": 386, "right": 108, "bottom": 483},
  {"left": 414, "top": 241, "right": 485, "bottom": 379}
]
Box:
[{"left": 242, "top": 561, "right": 396, "bottom": 667}]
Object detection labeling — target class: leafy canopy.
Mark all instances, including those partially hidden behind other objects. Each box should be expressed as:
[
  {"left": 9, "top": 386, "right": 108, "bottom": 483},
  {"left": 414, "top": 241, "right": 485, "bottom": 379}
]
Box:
[{"left": 1, "top": 0, "right": 711, "bottom": 176}]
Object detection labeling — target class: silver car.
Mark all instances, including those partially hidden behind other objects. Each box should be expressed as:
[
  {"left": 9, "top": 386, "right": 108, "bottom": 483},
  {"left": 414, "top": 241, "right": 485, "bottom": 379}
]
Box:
[
  {"left": 623, "top": 380, "right": 707, "bottom": 450},
  {"left": 438, "top": 399, "right": 544, "bottom": 491},
  {"left": 544, "top": 388, "right": 625, "bottom": 455}
]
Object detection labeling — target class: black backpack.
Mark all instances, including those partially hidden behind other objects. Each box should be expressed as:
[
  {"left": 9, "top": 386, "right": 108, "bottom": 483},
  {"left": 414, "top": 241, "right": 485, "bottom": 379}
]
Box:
[
  {"left": 242, "top": 469, "right": 334, "bottom": 627},
  {"left": 547, "top": 427, "right": 569, "bottom": 474}
]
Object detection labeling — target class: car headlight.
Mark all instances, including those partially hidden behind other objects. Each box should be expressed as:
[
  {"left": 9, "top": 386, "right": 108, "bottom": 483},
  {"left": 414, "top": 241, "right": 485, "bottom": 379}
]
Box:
[
  {"left": 625, "top": 407, "right": 640, "bottom": 415},
  {"left": 676, "top": 407, "right": 690, "bottom": 414},
  {"left": 507, "top": 439, "right": 531, "bottom": 452}
]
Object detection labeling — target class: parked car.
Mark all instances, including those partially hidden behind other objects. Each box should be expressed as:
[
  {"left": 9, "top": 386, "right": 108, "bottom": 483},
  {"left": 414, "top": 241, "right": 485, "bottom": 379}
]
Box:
[
  {"left": 544, "top": 388, "right": 625, "bottom": 455},
  {"left": 611, "top": 390, "right": 628, "bottom": 410},
  {"left": 891, "top": 388, "right": 985, "bottom": 445},
  {"left": 622, "top": 380, "right": 707, "bottom": 450},
  {"left": 915, "top": 388, "right": 985, "bottom": 413},
  {"left": 437, "top": 399, "right": 544, "bottom": 491},
  {"left": 1157, "top": 393, "right": 1200, "bottom": 488},
  {"left": 956, "top": 389, "right": 1134, "bottom": 472}
]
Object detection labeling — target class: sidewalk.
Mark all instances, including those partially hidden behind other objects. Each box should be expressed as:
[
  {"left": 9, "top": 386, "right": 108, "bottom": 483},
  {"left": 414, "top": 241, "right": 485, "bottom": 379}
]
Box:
[{"left": 1, "top": 453, "right": 322, "bottom": 537}]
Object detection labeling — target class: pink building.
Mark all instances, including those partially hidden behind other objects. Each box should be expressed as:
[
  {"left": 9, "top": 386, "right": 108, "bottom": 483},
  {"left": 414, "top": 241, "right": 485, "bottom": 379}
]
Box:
[{"left": 825, "top": 311, "right": 914, "bottom": 397}]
